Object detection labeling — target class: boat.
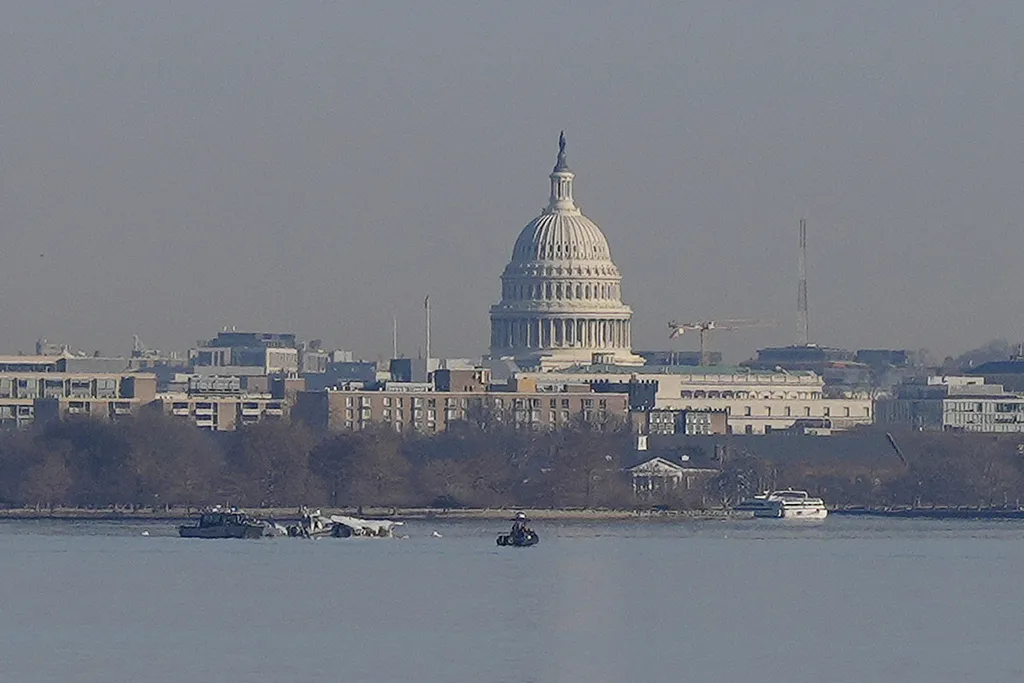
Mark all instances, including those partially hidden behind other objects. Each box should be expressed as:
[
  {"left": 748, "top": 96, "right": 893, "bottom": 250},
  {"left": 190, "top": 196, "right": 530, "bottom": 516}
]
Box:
[
  {"left": 178, "top": 508, "right": 269, "bottom": 539},
  {"left": 736, "top": 490, "right": 828, "bottom": 520},
  {"left": 497, "top": 513, "right": 540, "bottom": 547}
]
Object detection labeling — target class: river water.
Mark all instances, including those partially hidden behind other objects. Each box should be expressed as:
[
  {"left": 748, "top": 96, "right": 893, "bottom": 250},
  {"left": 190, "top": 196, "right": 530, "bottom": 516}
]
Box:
[{"left": 2, "top": 516, "right": 1023, "bottom": 683}]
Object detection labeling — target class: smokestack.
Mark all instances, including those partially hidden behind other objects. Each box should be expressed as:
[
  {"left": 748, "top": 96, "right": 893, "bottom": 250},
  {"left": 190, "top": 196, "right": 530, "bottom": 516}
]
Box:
[{"left": 797, "top": 218, "right": 809, "bottom": 346}]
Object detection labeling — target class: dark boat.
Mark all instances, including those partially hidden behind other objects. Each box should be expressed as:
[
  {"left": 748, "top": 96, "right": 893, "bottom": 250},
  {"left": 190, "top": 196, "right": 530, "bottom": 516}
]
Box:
[
  {"left": 497, "top": 513, "right": 539, "bottom": 547},
  {"left": 178, "top": 509, "right": 266, "bottom": 539},
  {"left": 497, "top": 529, "right": 539, "bottom": 547}
]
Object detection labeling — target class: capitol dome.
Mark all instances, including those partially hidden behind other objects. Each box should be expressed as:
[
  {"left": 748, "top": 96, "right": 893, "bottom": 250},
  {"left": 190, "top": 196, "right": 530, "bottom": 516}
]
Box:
[{"left": 489, "top": 132, "right": 643, "bottom": 369}]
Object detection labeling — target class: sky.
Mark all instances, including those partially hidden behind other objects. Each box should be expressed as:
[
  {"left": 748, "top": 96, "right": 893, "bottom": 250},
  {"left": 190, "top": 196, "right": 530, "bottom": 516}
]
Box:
[{"left": 1, "top": 2, "right": 1023, "bottom": 364}]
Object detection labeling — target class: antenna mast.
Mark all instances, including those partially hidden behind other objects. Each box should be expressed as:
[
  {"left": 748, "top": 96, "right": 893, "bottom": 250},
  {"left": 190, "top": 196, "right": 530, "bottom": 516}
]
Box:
[
  {"left": 393, "top": 315, "right": 398, "bottom": 359},
  {"left": 797, "top": 218, "right": 809, "bottom": 346},
  {"left": 424, "top": 295, "right": 431, "bottom": 376}
]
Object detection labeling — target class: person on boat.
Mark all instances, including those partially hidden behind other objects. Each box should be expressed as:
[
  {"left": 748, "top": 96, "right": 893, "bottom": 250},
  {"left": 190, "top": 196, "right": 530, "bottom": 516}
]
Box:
[{"left": 510, "top": 512, "right": 529, "bottom": 540}]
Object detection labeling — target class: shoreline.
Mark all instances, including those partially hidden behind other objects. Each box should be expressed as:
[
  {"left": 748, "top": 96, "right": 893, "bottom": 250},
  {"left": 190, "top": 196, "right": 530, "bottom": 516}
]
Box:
[
  {"left": 0, "top": 506, "right": 742, "bottom": 523},
  {"left": 4, "top": 506, "right": 1024, "bottom": 522}
]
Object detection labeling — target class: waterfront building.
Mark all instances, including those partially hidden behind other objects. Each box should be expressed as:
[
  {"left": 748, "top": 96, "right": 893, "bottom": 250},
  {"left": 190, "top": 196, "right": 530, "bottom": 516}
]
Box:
[{"left": 489, "top": 133, "right": 643, "bottom": 370}]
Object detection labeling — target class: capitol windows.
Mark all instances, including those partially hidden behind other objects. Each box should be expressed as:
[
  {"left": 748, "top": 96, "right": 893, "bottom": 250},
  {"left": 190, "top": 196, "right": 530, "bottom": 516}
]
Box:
[
  {"left": 556, "top": 283, "right": 563, "bottom": 299},
  {"left": 575, "top": 284, "right": 582, "bottom": 298},
  {"left": 545, "top": 283, "right": 552, "bottom": 299}
]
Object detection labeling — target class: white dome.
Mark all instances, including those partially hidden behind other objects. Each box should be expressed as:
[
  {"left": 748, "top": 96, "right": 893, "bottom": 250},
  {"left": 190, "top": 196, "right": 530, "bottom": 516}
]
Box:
[
  {"left": 510, "top": 212, "right": 613, "bottom": 263},
  {"left": 488, "top": 132, "right": 642, "bottom": 369}
]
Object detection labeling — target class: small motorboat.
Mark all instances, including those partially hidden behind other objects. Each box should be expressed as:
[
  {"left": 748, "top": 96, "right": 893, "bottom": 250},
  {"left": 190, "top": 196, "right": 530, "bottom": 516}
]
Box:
[{"left": 497, "top": 512, "right": 540, "bottom": 547}]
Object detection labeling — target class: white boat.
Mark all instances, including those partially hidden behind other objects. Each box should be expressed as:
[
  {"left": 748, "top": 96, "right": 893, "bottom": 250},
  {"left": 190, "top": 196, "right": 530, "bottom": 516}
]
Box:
[{"left": 736, "top": 490, "right": 828, "bottom": 520}]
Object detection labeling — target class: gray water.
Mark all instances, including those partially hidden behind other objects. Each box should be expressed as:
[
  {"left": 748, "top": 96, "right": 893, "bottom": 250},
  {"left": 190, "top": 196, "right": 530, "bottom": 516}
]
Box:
[{"left": 2, "top": 517, "right": 1023, "bottom": 683}]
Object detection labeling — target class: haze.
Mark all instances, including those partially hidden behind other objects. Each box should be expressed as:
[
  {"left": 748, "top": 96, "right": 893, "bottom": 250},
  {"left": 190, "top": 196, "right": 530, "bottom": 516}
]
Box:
[{"left": 2, "top": 2, "right": 1022, "bottom": 363}]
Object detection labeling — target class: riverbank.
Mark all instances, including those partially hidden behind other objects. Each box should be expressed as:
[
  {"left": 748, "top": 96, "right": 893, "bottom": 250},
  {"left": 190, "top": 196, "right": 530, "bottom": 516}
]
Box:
[{"left": 0, "top": 506, "right": 743, "bottom": 522}]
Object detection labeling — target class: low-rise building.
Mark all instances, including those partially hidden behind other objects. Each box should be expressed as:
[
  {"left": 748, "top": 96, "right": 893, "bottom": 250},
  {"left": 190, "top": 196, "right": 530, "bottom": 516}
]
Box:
[
  {"left": 292, "top": 386, "right": 629, "bottom": 433},
  {"left": 876, "top": 376, "right": 1024, "bottom": 432},
  {"left": 625, "top": 456, "right": 718, "bottom": 500},
  {"left": 0, "top": 355, "right": 157, "bottom": 427},
  {"left": 635, "top": 408, "right": 728, "bottom": 435},
  {"left": 517, "top": 365, "right": 872, "bottom": 434},
  {"left": 149, "top": 393, "right": 286, "bottom": 431}
]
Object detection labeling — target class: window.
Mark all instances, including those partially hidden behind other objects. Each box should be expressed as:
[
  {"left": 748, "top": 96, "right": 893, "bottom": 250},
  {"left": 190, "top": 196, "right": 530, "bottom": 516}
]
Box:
[
  {"left": 744, "top": 406, "right": 752, "bottom": 417},
  {"left": 765, "top": 406, "right": 771, "bottom": 417},
  {"left": 550, "top": 399, "right": 557, "bottom": 409},
  {"left": 345, "top": 396, "right": 353, "bottom": 407},
  {"left": 785, "top": 406, "right": 792, "bottom": 417},
  {"left": 383, "top": 397, "right": 392, "bottom": 407},
  {"left": 561, "top": 399, "right": 570, "bottom": 408},
  {"left": 804, "top": 407, "right": 811, "bottom": 417},
  {"left": 823, "top": 407, "right": 830, "bottom": 417}
]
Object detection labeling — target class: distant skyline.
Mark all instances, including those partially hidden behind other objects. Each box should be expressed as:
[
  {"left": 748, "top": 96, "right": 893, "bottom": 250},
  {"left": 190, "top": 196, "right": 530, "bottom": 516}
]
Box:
[{"left": 2, "top": 3, "right": 1023, "bottom": 362}]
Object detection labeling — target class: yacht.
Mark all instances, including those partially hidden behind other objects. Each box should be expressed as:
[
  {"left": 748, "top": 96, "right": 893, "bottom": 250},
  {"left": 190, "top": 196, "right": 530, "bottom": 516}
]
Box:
[{"left": 736, "top": 490, "right": 828, "bottom": 520}]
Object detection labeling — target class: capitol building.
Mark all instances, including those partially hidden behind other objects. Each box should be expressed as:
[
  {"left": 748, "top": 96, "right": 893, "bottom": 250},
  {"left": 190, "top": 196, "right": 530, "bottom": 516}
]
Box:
[{"left": 489, "top": 133, "right": 644, "bottom": 370}]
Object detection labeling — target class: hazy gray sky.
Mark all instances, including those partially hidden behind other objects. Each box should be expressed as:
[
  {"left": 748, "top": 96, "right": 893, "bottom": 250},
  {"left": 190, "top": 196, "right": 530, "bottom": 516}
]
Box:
[{"left": 2, "top": 2, "right": 1022, "bottom": 363}]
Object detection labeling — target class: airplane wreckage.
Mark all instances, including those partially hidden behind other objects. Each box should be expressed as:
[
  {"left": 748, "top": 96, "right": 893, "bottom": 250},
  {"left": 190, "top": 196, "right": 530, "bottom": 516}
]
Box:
[{"left": 178, "top": 507, "right": 403, "bottom": 539}]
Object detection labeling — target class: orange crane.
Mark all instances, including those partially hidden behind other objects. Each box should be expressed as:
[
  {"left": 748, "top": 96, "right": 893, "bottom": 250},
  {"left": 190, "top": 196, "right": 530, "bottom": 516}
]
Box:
[{"left": 667, "top": 319, "right": 776, "bottom": 366}]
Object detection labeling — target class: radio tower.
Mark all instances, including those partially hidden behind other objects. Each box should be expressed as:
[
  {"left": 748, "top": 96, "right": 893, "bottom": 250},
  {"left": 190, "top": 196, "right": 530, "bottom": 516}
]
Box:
[{"left": 797, "top": 218, "right": 809, "bottom": 346}]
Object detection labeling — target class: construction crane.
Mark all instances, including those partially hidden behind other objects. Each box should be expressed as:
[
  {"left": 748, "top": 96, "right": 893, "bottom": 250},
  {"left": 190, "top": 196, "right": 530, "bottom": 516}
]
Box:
[{"left": 667, "top": 319, "right": 776, "bottom": 366}]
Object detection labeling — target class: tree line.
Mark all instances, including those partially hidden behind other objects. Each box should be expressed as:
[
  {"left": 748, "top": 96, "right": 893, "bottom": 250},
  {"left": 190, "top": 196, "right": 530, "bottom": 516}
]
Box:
[
  {"left": 0, "top": 413, "right": 636, "bottom": 510},
  {"left": 3, "top": 414, "right": 1024, "bottom": 511}
]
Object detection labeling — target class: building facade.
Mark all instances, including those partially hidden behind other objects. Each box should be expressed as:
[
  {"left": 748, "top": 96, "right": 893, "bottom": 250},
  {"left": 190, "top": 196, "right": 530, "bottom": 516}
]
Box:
[
  {"left": 293, "top": 387, "right": 630, "bottom": 433},
  {"left": 489, "top": 133, "right": 643, "bottom": 369},
  {"left": 519, "top": 365, "right": 873, "bottom": 434},
  {"left": 876, "top": 376, "right": 1024, "bottom": 433},
  {"left": 0, "top": 355, "right": 157, "bottom": 427}
]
